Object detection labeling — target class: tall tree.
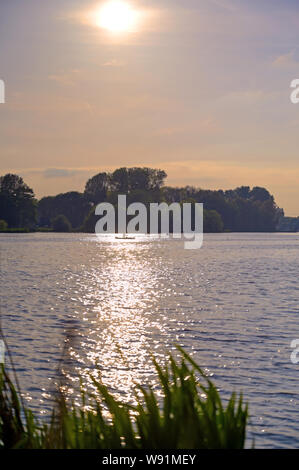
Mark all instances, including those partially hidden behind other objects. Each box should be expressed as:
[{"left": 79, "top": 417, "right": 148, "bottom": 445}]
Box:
[
  {"left": 0, "top": 174, "right": 36, "bottom": 228},
  {"left": 84, "top": 173, "right": 110, "bottom": 204},
  {"left": 250, "top": 186, "right": 272, "bottom": 202},
  {"left": 38, "top": 192, "right": 91, "bottom": 229},
  {"left": 52, "top": 214, "right": 72, "bottom": 232},
  {"left": 110, "top": 167, "right": 167, "bottom": 194},
  {"left": 110, "top": 168, "right": 129, "bottom": 193}
]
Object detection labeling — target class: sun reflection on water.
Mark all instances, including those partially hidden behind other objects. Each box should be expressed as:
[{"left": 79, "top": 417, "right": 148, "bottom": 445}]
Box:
[{"left": 59, "top": 237, "right": 170, "bottom": 406}]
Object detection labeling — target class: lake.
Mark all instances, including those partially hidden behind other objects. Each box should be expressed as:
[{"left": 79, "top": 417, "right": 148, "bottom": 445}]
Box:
[{"left": 0, "top": 232, "right": 298, "bottom": 448}]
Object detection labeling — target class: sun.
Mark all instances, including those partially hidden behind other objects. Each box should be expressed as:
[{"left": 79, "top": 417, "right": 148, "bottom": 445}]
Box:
[{"left": 95, "top": 1, "right": 137, "bottom": 33}]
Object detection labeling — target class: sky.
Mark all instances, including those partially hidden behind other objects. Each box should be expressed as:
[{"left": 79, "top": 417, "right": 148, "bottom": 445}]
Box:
[{"left": 1, "top": 0, "right": 299, "bottom": 215}]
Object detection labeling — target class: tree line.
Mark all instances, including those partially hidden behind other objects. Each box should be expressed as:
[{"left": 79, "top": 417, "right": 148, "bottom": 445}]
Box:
[{"left": 0, "top": 168, "right": 284, "bottom": 233}]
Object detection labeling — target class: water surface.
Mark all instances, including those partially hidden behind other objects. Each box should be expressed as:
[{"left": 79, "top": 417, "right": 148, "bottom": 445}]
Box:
[{"left": 0, "top": 232, "right": 298, "bottom": 448}]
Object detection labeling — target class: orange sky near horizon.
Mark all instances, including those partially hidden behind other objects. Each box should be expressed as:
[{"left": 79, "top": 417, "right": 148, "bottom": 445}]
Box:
[{"left": 1, "top": 1, "right": 299, "bottom": 215}]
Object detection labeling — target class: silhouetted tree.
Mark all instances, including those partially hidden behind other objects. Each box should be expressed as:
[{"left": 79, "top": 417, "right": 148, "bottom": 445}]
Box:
[
  {"left": 0, "top": 173, "right": 36, "bottom": 228},
  {"left": 1, "top": 168, "right": 283, "bottom": 234},
  {"left": 110, "top": 168, "right": 129, "bottom": 193},
  {"left": 162, "top": 184, "right": 281, "bottom": 232},
  {"left": 84, "top": 173, "right": 109, "bottom": 204},
  {"left": 110, "top": 167, "right": 167, "bottom": 194},
  {"left": 250, "top": 186, "right": 272, "bottom": 202},
  {"left": 234, "top": 186, "right": 251, "bottom": 199},
  {"left": 38, "top": 192, "right": 91, "bottom": 229},
  {"left": 0, "top": 220, "right": 8, "bottom": 231},
  {"left": 204, "top": 210, "right": 224, "bottom": 233},
  {"left": 52, "top": 214, "right": 72, "bottom": 232}
]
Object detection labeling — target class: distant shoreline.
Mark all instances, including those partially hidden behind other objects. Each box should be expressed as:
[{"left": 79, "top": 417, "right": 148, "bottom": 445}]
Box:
[{"left": 1, "top": 229, "right": 298, "bottom": 234}]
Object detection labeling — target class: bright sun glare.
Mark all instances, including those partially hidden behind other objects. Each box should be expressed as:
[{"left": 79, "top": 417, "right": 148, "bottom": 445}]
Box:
[{"left": 95, "top": 1, "right": 137, "bottom": 32}]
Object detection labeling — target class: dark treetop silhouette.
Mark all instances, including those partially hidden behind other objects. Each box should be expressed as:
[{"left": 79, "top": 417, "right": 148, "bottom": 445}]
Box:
[{"left": 0, "top": 167, "right": 285, "bottom": 233}]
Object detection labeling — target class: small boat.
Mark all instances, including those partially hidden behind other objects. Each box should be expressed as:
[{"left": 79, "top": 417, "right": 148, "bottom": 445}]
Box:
[{"left": 115, "top": 234, "right": 135, "bottom": 240}]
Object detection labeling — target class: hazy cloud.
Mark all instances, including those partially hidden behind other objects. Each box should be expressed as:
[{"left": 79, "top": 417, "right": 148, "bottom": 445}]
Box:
[
  {"left": 102, "top": 59, "right": 126, "bottom": 67},
  {"left": 272, "top": 52, "right": 299, "bottom": 68},
  {"left": 48, "top": 70, "right": 81, "bottom": 86},
  {"left": 43, "top": 168, "right": 79, "bottom": 179}
]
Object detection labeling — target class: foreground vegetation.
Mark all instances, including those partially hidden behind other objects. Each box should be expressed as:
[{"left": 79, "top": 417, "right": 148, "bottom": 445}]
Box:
[{"left": 0, "top": 347, "right": 248, "bottom": 449}]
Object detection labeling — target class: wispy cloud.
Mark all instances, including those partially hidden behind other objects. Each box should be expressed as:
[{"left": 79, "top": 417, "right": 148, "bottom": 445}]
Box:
[
  {"left": 43, "top": 168, "right": 78, "bottom": 179},
  {"left": 209, "top": 0, "right": 237, "bottom": 12},
  {"left": 101, "top": 59, "right": 126, "bottom": 67},
  {"left": 155, "top": 118, "right": 220, "bottom": 137},
  {"left": 48, "top": 70, "right": 81, "bottom": 86},
  {"left": 272, "top": 51, "right": 299, "bottom": 68}
]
